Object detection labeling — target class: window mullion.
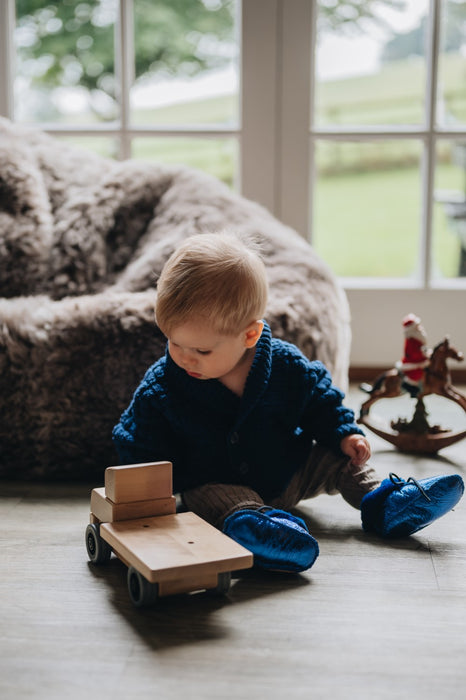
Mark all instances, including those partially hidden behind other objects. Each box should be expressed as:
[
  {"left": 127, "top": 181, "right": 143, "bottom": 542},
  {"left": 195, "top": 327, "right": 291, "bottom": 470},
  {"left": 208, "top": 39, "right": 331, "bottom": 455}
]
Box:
[
  {"left": 308, "top": 0, "right": 318, "bottom": 245},
  {"left": 421, "top": 0, "right": 442, "bottom": 288},
  {"left": 0, "top": 0, "right": 15, "bottom": 118},
  {"left": 115, "top": 0, "right": 134, "bottom": 159},
  {"left": 240, "top": 0, "right": 279, "bottom": 215},
  {"left": 278, "top": 0, "right": 313, "bottom": 237}
]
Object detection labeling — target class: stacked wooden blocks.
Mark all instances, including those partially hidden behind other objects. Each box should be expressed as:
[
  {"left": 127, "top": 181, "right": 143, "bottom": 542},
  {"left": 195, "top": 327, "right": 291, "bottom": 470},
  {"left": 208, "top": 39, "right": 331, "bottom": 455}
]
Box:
[{"left": 90, "top": 461, "right": 177, "bottom": 523}]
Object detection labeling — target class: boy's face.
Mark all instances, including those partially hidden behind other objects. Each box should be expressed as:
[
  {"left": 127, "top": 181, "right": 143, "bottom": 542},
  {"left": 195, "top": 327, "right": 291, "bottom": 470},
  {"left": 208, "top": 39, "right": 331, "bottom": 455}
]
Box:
[{"left": 167, "top": 319, "right": 262, "bottom": 383}]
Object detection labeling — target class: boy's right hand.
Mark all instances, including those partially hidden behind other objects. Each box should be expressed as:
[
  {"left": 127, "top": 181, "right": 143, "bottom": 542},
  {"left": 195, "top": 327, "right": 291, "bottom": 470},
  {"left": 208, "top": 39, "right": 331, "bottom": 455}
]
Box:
[{"left": 340, "top": 434, "right": 371, "bottom": 467}]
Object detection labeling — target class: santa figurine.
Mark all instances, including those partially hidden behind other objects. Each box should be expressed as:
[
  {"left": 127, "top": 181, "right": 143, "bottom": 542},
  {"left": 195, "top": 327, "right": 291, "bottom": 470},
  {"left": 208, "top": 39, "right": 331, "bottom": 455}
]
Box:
[{"left": 397, "top": 313, "right": 431, "bottom": 396}]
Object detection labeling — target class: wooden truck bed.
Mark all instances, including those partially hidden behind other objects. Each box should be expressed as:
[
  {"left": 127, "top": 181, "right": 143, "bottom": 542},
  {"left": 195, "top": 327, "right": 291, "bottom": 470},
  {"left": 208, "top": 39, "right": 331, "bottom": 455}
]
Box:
[
  {"left": 101, "top": 511, "right": 252, "bottom": 597},
  {"left": 86, "top": 461, "right": 253, "bottom": 605}
]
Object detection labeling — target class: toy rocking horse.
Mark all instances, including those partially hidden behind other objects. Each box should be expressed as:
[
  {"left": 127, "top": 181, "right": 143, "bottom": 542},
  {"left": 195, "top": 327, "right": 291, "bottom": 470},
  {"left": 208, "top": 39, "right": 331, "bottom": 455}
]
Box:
[{"left": 358, "top": 314, "right": 466, "bottom": 454}]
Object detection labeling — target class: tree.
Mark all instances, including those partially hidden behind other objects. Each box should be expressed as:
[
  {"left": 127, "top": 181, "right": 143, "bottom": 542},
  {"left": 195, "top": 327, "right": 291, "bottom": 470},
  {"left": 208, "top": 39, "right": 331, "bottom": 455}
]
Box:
[
  {"left": 381, "top": 3, "right": 466, "bottom": 63},
  {"left": 318, "top": 0, "right": 406, "bottom": 35},
  {"left": 15, "top": 0, "right": 410, "bottom": 119},
  {"left": 16, "top": 0, "right": 236, "bottom": 118}
]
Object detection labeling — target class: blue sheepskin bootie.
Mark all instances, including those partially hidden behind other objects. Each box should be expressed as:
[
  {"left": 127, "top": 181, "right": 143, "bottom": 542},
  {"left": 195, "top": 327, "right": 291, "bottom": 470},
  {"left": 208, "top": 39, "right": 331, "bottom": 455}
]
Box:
[
  {"left": 361, "top": 472, "right": 464, "bottom": 538},
  {"left": 223, "top": 507, "right": 319, "bottom": 573}
]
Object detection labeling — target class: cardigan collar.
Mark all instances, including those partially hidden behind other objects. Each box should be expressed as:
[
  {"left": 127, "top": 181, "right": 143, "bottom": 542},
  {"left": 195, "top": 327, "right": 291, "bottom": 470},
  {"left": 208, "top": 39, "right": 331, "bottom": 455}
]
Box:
[
  {"left": 241, "top": 320, "right": 272, "bottom": 414},
  {"left": 164, "top": 320, "right": 273, "bottom": 422}
]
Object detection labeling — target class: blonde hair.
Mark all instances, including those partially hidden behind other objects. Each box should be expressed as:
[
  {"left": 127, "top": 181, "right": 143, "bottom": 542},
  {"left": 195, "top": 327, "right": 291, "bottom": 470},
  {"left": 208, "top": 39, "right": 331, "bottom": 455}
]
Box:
[{"left": 155, "top": 233, "right": 268, "bottom": 336}]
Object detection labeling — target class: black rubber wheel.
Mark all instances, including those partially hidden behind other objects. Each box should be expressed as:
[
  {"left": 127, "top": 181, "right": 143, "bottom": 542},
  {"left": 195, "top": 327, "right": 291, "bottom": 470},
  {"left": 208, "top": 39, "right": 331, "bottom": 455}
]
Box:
[
  {"left": 85, "top": 523, "right": 112, "bottom": 564},
  {"left": 127, "top": 566, "right": 159, "bottom": 608}
]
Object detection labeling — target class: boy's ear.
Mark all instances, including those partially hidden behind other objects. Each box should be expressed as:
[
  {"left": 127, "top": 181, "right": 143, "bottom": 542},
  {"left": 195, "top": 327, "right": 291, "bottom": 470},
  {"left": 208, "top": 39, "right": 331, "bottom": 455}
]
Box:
[{"left": 244, "top": 320, "right": 264, "bottom": 348}]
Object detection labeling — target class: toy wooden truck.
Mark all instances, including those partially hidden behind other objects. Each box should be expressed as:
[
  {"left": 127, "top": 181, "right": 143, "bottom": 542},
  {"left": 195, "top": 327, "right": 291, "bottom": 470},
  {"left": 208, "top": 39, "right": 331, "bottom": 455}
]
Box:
[{"left": 85, "top": 461, "right": 253, "bottom": 607}]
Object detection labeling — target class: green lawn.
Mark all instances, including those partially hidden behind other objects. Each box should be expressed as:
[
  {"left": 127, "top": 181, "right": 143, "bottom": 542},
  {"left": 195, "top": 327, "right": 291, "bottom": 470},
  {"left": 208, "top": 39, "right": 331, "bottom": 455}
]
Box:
[
  {"left": 315, "top": 54, "right": 466, "bottom": 126},
  {"left": 130, "top": 54, "right": 465, "bottom": 129},
  {"left": 131, "top": 136, "right": 237, "bottom": 186},
  {"left": 313, "top": 165, "right": 462, "bottom": 278},
  {"left": 131, "top": 94, "right": 238, "bottom": 126}
]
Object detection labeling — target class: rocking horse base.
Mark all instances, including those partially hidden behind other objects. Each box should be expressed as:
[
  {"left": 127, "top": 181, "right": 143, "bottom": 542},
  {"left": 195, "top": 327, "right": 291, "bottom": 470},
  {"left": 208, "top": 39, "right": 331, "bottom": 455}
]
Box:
[
  {"left": 357, "top": 334, "right": 466, "bottom": 454},
  {"left": 358, "top": 414, "right": 466, "bottom": 454}
]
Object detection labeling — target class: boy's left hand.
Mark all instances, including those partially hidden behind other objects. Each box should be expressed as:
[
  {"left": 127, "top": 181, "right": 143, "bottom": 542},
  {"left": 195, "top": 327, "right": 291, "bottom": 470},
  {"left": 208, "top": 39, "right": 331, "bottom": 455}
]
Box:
[{"left": 340, "top": 434, "right": 371, "bottom": 466}]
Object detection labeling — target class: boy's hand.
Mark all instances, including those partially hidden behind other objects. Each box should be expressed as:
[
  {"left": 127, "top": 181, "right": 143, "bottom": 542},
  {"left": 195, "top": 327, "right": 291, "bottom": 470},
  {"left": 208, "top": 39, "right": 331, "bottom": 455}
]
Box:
[{"left": 340, "top": 434, "right": 371, "bottom": 466}]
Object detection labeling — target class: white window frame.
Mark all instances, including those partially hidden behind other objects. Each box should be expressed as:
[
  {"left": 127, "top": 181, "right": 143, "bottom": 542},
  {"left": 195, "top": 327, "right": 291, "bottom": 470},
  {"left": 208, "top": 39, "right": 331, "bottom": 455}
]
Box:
[
  {"left": 0, "top": 0, "right": 15, "bottom": 117},
  {"left": 244, "top": 0, "right": 466, "bottom": 369},
  {"left": 1, "top": 0, "right": 466, "bottom": 368}
]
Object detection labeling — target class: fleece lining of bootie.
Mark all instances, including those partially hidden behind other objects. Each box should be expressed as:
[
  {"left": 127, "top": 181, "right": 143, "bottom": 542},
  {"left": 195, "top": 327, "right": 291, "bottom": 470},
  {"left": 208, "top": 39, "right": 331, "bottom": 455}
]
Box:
[
  {"left": 223, "top": 508, "right": 319, "bottom": 573},
  {"left": 360, "top": 478, "right": 400, "bottom": 536},
  {"left": 361, "top": 472, "right": 464, "bottom": 538}
]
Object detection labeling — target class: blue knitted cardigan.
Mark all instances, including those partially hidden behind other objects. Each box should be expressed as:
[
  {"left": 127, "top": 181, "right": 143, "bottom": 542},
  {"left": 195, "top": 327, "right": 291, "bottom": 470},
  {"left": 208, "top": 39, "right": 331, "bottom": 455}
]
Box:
[{"left": 112, "top": 322, "right": 364, "bottom": 499}]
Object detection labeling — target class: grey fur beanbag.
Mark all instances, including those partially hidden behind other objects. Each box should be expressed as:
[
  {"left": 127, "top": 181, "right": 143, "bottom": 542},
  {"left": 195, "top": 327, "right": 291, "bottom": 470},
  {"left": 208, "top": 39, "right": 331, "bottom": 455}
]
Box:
[{"left": 0, "top": 117, "right": 350, "bottom": 480}]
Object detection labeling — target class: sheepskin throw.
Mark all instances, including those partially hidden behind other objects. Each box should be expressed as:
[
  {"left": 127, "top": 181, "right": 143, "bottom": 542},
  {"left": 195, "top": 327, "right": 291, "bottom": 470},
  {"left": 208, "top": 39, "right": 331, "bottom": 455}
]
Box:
[{"left": 0, "top": 117, "right": 351, "bottom": 480}]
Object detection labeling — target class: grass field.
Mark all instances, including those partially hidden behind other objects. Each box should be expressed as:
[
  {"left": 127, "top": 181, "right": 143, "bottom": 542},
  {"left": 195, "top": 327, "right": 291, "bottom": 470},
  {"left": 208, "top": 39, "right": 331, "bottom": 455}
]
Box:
[
  {"left": 313, "top": 164, "right": 462, "bottom": 278},
  {"left": 315, "top": 54, "right": 466, "bottom": 126}
]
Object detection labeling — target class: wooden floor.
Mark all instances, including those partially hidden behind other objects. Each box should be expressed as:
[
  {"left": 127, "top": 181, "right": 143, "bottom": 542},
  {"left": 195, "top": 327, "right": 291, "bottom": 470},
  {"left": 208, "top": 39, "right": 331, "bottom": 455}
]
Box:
[{"left": 1, "top": 387, "right": 466, "bottom": 700}]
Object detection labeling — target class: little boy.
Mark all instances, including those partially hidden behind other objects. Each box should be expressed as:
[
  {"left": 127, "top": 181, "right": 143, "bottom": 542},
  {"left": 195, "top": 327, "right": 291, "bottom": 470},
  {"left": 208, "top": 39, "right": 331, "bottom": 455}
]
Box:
[{"left": 113, "top": 233, "right": 464, "bottom": 572}]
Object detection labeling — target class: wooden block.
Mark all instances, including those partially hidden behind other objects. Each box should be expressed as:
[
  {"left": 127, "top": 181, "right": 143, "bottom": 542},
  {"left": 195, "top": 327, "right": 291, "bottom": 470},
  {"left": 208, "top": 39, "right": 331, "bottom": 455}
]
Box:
[
  {"left": 100, "top": 512, "right": 254, "bottom": 585},
  {"left": 90, "top": 487, "right": 176, "bottom": 522},
  {"left": 105, "top": 461, "right": 173, "bottom": 503}
]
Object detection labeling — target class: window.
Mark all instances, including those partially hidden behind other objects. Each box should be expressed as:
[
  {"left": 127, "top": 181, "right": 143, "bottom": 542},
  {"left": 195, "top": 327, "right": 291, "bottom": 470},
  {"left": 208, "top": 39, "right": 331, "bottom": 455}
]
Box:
[
  {"left": 8, "top": 0, "right": 239, "bottom": 187},
  {"left": 311, "top": 0, "right": 466, "bottom": 284},
  {"left": 307, "top": 0, "right": 466, "bottom": 368},
  {"left": 1, "top": 0, "right": 465, "bottom": 368}
]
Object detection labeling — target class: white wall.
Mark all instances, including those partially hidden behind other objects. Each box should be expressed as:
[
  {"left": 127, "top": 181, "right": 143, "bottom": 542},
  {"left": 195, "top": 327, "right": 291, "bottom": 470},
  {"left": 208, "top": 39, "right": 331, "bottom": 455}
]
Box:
[{"left": 347, "top": 287, "right": 466, "bottom": 368}]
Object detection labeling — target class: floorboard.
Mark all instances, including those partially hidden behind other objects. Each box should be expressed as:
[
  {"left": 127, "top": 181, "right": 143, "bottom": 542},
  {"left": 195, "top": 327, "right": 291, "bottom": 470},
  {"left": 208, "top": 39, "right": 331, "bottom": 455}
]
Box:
[{"left": 1, "top": 386, "right": 465, "bottom": 700}]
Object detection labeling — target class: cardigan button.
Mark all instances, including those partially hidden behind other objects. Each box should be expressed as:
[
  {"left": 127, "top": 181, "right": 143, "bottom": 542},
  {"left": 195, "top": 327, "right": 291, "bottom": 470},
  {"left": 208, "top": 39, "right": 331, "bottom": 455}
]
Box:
[{"left": 230, "top": 431, "right": 239, "bottom": 444}]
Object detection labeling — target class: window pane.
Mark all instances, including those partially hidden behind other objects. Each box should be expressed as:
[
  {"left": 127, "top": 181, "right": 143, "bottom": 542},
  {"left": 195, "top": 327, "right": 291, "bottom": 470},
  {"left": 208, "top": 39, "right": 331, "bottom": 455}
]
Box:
[
  {"left": 437, "top": 0, "right": 466, "bottom": 127},
  {"left": 56, "top": 135, "right": 118, "bottom": 159},
  {"left": 312, "top": 140, "right": 422, "bottom": 278},
  {"left": 314, "top": 0, "right": 429, "bottom": 127},
  {"left": 433, "top": 140, "right": 466, "bottom": 279},
  {"left": 131, "top": 137, "right": 237, "bottom": 188},
  {"left": 131, "top": 0, "right": 239, "bottom": 127},
  {"left": 14, "top": 0, "right": 118, "bottom": 124}
]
